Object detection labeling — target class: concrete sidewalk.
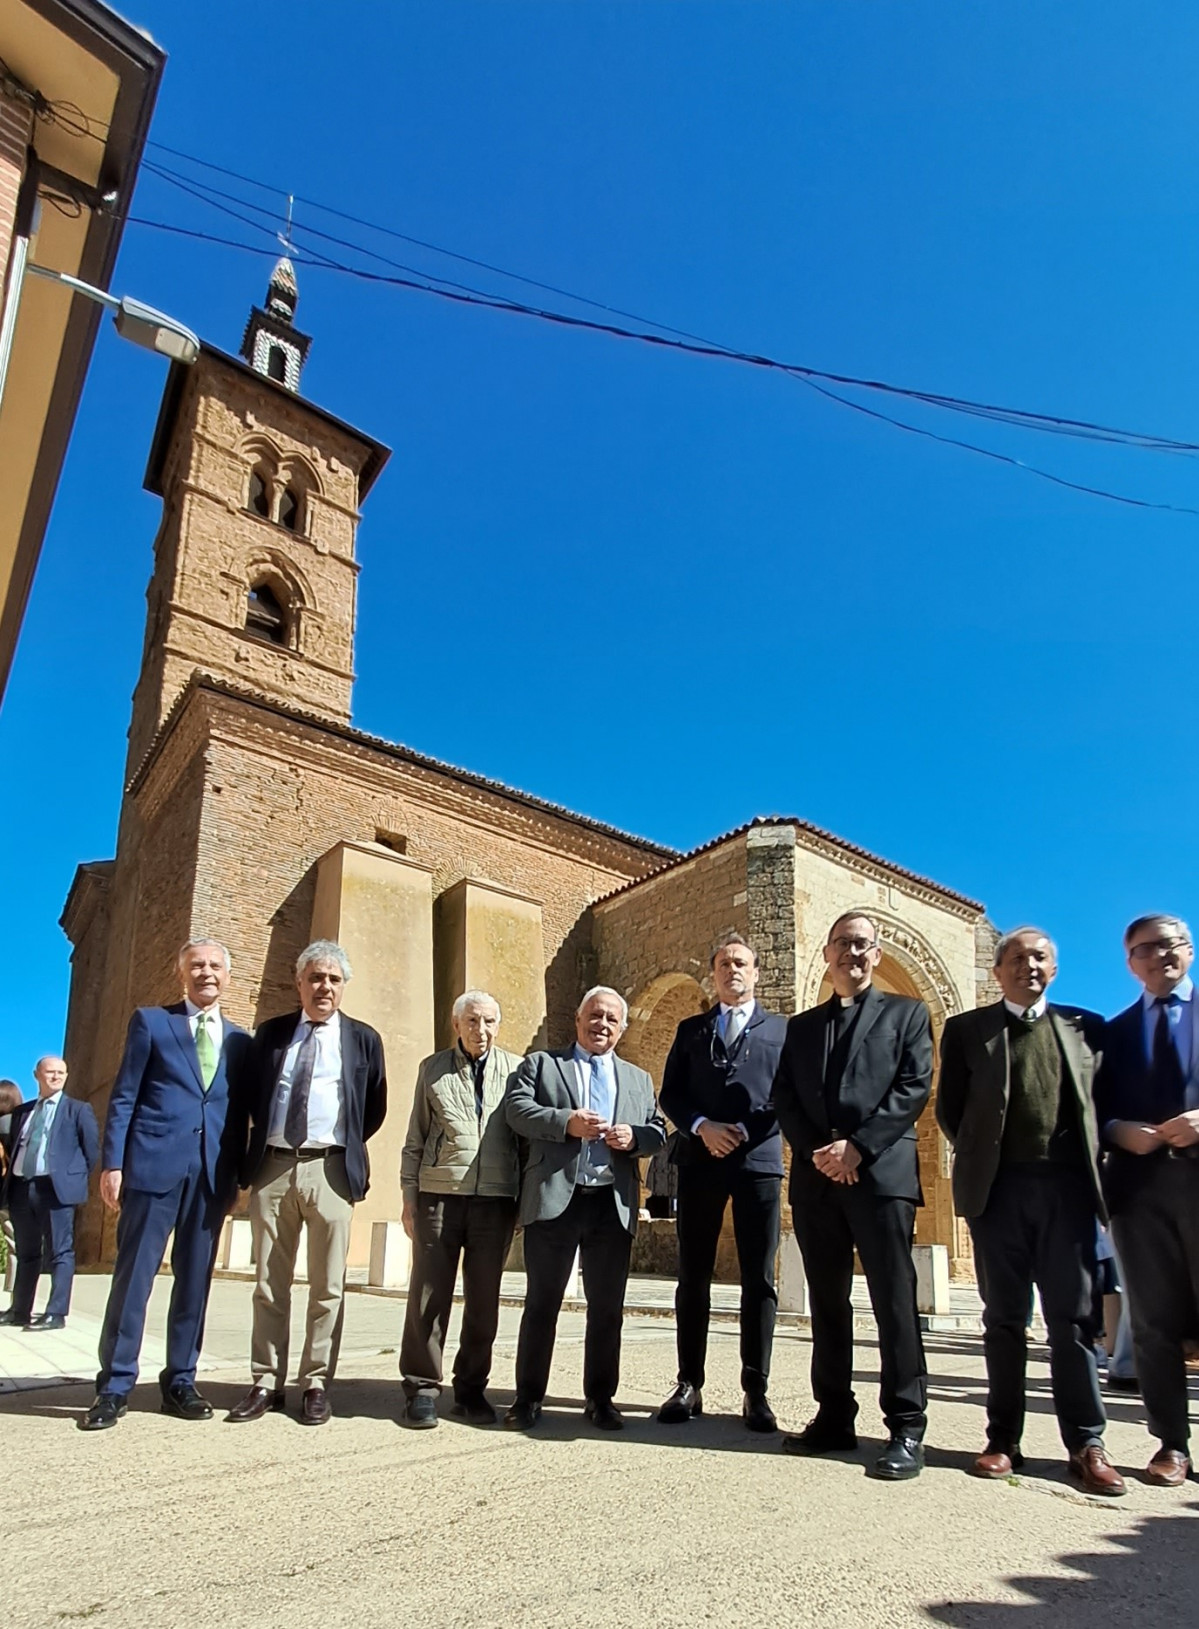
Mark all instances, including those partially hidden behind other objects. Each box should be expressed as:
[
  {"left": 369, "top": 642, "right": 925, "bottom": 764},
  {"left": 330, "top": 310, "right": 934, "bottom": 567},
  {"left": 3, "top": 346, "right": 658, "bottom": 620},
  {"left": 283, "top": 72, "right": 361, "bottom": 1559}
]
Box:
[
  {"left": 3, "top": 1269, "right": 1196, "bottom": 1629},
  {"left": 0, "top": 1267, "right": 987, "bottom": 1393}
]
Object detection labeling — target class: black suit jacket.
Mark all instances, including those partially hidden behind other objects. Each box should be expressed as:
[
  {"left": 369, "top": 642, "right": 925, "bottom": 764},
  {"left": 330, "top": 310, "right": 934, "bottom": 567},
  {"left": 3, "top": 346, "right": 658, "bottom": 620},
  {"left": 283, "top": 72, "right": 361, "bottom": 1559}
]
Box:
[
  {"left": 234, "top": 1010, "right": 387, "bottom": 1203},
  {"left": 659, "top": 1003, "right": 787, "bottom": 1176},
  {"left": 1, "top": 1093, "right": 100, "bottom": 1208},
  {"left": 771, "top": 986, "right": 933, "bottom": 1203},
  {"left": 1095, "top": 997, "right": 1193, "bottom": 1215},
  {"left": 936, "top": 1001, "right": 1106, "bottom": 1221}
]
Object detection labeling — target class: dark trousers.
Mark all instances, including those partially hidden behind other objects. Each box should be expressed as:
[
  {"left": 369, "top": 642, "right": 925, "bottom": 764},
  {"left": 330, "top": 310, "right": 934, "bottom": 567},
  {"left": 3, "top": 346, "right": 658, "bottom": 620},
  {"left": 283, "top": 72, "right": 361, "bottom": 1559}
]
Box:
[
  {"left": 97, "top": 1165, "right": 225, "bottom": 1397},
  {"left": 400, "top": 1192, "right": 517, "bottom": 1399},
  {"left": 790, "top": 1178, "right": 927, "bottom": 1438},
  {"left": 8, "top": 1178, "right": 77, "bottom": 1320},
  {"left": 675, "top": 1166, "right": 780, "bottom": 1393},
  {"left": 970, "top": 1164, "right": 1105, "bottom": 1453},
  {"left": 515, "top": 1186, "right": 632, "bottom": 1406},
  {"left": 1112, "top": 1157, "right": 1199, "bottom": 1452}
]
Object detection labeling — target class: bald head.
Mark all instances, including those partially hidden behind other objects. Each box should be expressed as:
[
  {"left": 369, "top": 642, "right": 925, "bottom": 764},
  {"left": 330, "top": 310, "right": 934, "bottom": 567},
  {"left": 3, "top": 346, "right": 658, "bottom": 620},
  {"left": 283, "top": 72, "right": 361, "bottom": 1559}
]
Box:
[{"left": 34, "top": 1057, "right": 68, "bottom": 1097}]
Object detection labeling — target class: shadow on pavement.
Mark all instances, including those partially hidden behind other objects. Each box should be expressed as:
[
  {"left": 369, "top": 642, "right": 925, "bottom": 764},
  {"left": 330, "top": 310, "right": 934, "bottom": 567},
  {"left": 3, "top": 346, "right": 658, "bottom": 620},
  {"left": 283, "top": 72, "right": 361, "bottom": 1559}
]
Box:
[{"left": 923, "top": 1504, "right": 1199, "bottom": 1627}]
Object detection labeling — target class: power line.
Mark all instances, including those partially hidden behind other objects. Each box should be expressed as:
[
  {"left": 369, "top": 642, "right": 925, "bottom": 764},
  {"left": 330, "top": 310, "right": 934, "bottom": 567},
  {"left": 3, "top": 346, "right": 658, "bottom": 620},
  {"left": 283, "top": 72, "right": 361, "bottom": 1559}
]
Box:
[{"left": 125, "top": 211, "right": 1199, "bottom": 519}]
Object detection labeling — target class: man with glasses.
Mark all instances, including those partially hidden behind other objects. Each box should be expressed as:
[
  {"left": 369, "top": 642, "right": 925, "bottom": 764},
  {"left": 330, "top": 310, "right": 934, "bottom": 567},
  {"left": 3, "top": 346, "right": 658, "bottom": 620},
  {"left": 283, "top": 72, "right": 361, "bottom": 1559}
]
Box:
[
  {"left": 657, "top": 935, "right": 788, "bottom": 1432},
  {"left": 937, "top": 929, "right": 1123, "bottom": 1495},
  {"left": 772, "top": 912, "right": 933, "bottom": 1479},
  {"left": 1098, "top": 914, "right": 1199, "bottom": 1487}
]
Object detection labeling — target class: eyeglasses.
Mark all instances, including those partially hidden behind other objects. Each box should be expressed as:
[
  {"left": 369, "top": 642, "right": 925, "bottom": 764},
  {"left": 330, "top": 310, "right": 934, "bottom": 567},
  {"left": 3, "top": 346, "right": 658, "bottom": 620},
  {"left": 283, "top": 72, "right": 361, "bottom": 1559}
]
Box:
[
  {"left": 830, "top": 937, "right": 879, "bottom": 955},
  {"left": 1129, "top": 938, "right": 1191, "bottom": 962},
  {"left": 710, "top": 1026, "right": 750, "bottom": 1072}
]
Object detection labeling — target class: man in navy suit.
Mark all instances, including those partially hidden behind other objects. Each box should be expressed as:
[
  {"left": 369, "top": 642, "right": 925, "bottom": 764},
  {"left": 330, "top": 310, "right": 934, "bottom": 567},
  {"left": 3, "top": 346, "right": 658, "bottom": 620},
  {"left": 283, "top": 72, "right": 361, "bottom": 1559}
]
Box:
[
  {"left": 79, "top": 938, "right": 251, "bottom": 1431},
  {"left": 657, "top": 934, "right": 788, "bottom": 1432},
  {"left": 225, "top": 940, "right": 387, "bottom": 1427},
  {"left": 0, "top": 1056, "right": 99, "bottom": 1330},
  {"left": 1097, "top": 913, "right": 1199, "bottom": 1488}
]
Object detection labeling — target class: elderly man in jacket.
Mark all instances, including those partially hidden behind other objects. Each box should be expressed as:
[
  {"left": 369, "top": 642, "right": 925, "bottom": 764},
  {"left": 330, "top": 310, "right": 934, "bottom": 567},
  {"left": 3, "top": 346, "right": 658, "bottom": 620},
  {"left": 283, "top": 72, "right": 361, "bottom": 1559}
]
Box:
[{"left": 399, "top": 990, "right": 522, "bottom": 1428}]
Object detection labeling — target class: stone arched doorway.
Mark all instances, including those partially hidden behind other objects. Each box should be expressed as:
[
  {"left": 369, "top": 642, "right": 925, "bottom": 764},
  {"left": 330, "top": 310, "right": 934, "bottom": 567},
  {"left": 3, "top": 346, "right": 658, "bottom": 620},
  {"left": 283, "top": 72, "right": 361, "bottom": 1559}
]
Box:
[
  {"left": 620, "top": 972, "right": 707, "bottom": 1253},
  {"left": 803, "top": 919, "right": 966, "bottom": 1273}
]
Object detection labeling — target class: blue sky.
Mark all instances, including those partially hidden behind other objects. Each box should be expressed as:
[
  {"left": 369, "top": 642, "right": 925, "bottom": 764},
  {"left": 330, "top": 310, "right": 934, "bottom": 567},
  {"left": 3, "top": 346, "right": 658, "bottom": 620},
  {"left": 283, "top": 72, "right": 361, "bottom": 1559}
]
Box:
[{"left": 2, "top": 1, "right": 1196, "bottom": 1078}]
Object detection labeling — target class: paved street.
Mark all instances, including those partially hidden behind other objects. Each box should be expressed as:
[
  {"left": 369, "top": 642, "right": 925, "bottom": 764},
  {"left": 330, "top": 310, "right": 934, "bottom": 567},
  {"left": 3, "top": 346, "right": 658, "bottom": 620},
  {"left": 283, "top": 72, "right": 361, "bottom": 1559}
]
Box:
[{"left": 4, "top": 1270, "right": 1198, "bottom": 1628}]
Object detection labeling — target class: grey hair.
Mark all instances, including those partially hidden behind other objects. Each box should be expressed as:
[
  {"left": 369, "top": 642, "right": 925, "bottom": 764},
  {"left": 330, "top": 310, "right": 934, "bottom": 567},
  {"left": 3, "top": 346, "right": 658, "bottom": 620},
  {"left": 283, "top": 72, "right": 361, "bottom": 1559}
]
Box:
[
  {"left": 296, "top": 939, "right": 352, "bottom": 981},
  {"left": 1123, "top": 914, "right": 1193, "bottom": 949},
  {"left": 577, "top": 985, "right": 629, "bottom": 1027},
  {"left": 452, "top": 989, "right": 502, "bottom": 1023},
  {"left": 993, "top": 926, "right": 1059, "bottom": 968},
  {"left": 177, "top": 938, "right": 232, "bottom": 973}
]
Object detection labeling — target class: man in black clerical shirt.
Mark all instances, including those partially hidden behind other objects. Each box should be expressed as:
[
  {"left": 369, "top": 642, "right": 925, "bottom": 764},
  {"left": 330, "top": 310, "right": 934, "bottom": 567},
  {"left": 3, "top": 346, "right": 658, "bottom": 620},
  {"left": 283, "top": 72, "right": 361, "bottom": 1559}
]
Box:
[{"left": 772, "top": 912, "right": 933, "bottom": 1480}]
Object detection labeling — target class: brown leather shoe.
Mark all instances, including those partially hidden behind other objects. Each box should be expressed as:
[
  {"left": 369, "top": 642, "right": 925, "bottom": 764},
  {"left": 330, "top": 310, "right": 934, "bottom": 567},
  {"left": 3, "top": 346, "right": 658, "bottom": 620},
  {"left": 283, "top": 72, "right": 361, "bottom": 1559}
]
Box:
[
  {"left": 227, "top": 1384, "right": 285, "bottom": 1423},
  {"left": 300, "top": 1387, "right": 331, "bottom": 1426},
  {"left": 1145, "top": 1448, "right": 1191, "bottom": 1487},
  {"left": 973, "top": 1446, "right": 1024, "bottom": 1478},
  {"left": 1067, "top": 1444, "right": 1126, "bottom": 1497}
]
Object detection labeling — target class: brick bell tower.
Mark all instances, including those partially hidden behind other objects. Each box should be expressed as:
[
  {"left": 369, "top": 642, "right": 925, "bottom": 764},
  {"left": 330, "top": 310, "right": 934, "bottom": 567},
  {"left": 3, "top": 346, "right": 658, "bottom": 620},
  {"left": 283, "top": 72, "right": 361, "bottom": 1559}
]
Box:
[{"left": 126, "top": 258, "right": 388, "bottom": 777}]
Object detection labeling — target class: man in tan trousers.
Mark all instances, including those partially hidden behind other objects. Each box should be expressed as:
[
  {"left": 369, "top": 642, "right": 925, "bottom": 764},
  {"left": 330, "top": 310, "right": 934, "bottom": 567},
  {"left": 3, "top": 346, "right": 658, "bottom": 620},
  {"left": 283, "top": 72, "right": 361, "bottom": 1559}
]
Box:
[{"left": 226, "top": 940, "right": 387, "bottom": 1426}]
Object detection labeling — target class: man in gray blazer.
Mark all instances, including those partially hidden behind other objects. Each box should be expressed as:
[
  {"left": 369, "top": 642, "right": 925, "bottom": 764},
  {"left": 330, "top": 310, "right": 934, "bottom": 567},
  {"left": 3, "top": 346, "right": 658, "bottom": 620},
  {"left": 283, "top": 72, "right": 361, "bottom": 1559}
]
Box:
[
  {"left": 937, "top": 926, "right": 1123, "bottom": 1497},
  {"left": 504, "top": 986, "right": 665, "bottom": 1431}
]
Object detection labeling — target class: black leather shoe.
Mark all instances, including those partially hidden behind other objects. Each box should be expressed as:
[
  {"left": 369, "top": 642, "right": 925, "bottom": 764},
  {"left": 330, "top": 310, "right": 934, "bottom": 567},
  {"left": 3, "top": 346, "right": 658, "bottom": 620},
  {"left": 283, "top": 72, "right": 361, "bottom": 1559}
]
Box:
[
  {"left": 161, "top": 1382, "right": 214, "bottom": 1421},
  {"left": 402, "top": 1394, "right": 439, "bottom": 1429},
  {"left": 584, "top": 1398, "right": 625, "bottom": 1431},
  {"left": 25, "top": 1314, "right": 66, "bottom": 1331},
  {"left": 0, "top": 1308, "right": 28, "bottom": 1326},
  {"left": 449, "top": 1393, "right": 497, "bottom": 1425},
  {"left": 300, "top": 1387, "right": 332, "bottom": 1426},
  {"left": 78, "top": 1393, "right": 127, "bottom": 1431},
  {"left": 871, "top": 1435, "right": 925, "bottom": 1480},
  {"left": 781, "top": 1418, "right": 859, "bottom": 1456},
  {"left": 743, "top": 1392, "right": 777, "bottom": 1433},
  {"left": 503, "top": 1399, "right": 542, "bottom": 1431},
  {"left": 658, "top": 1383, "right": 703, "bottom": 1424},
  {"left": 226, "top": 1385, "right": 285, "bottom": 1423},
  {"left": 1105, "top": 1375, "right": 1140, "bottom": 1395}
]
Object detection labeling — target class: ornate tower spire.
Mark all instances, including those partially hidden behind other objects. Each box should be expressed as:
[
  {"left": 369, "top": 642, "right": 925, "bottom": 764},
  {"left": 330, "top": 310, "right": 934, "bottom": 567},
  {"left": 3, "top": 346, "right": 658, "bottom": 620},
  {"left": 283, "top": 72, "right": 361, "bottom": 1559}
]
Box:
[{"left": 239, "top": 255, "right": 312, "bottom": 390}]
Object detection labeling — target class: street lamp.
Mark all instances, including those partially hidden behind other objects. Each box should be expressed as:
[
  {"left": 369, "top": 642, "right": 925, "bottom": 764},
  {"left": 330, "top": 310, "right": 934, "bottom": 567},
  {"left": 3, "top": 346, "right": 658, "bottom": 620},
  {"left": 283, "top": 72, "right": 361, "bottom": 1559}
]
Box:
[{"left": 25, "top": 264, "right": 200, "bottom": 364}]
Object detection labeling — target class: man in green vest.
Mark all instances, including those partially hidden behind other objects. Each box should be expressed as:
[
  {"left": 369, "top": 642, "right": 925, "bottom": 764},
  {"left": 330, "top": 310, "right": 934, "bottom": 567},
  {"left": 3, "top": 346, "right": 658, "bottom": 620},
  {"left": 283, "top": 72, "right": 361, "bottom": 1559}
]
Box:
[{"left": 937, "top": 927, "right": 1124, "bottom": 1496}]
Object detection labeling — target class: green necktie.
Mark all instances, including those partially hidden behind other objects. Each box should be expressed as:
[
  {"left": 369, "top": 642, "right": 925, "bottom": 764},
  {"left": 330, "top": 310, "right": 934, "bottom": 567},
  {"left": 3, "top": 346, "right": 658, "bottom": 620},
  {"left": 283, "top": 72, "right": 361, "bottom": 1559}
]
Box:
[{"left": 195, "top": 1012, "right": 218, "bottom": 1091}]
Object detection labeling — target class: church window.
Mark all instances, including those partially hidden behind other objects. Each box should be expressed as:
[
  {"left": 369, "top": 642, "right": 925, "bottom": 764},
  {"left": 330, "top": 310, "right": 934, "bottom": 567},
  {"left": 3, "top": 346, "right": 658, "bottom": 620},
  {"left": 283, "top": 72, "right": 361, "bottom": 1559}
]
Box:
[
  {"left": 278, "top": 487, "right": 301, "bottom": 532},
  {"left": 245, "top": 582, "right": 288, "bottom": 645},
  {"left": 247, "top": 469, "right": 270, "bottom": 518},
  {"left": 267, "top": 346, "right": 288, "bottom": 383}
]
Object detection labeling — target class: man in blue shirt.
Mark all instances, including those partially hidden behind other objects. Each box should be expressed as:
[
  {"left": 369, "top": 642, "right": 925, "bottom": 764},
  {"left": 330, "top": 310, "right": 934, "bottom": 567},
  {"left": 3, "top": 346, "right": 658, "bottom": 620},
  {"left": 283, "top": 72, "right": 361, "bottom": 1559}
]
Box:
[{"left": 1097, "top": 914, "right": 1199, "bottom": 1487}]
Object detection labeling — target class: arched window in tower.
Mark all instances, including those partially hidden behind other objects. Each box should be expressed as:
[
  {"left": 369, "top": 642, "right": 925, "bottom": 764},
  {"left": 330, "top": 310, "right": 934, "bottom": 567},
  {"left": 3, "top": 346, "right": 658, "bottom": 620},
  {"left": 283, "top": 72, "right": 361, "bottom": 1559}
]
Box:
[
  {"left": 245, "top": 581, "right": 288, "bottom": 645},
  {"left": 247, "top": 469, "right": 271, "bottom": 518},
  {"left": 267, "top": 346, "right": 288, "bottom": 383},
  {"left": 278, "top": 486, "right": 302, "bottom": 532}
]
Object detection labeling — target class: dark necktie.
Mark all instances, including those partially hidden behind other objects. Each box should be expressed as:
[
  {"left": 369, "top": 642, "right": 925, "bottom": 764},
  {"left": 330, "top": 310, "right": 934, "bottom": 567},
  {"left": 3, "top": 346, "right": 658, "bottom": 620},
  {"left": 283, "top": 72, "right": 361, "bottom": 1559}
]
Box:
[
  {"left": 1152, "top": 997, "right": 1186, "bottom": 1119},
  {"left": 284, "top": 1021, "right": 323, "bottom": 1149}
]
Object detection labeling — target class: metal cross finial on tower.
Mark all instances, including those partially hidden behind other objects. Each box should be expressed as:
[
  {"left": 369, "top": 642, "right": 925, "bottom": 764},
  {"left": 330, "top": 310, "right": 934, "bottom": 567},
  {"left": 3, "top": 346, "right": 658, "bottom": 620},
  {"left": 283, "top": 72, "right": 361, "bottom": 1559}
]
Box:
[{"left": 278, "top": 193, "right": 295, "bottom": 257}]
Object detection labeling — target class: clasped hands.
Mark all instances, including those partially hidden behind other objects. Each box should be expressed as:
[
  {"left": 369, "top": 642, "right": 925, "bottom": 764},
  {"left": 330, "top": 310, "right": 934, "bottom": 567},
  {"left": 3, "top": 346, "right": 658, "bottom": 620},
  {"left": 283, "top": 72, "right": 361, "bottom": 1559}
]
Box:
[
  {"left": 566, "top": 1108, "right": 635, "bottom": 1152},
  {"left": 812, "top": 1138, "right": 861, "bottom": 1184},
  {"left": 1111, "top": 1110, "right": 1199, "bottom": 1155}
]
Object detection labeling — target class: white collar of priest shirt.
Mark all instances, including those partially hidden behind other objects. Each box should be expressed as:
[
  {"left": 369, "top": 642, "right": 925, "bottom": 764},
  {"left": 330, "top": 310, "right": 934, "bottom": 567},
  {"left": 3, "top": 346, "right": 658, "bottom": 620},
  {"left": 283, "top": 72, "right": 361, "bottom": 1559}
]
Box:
[{"left": 1003, "top": 996, "right": 1048, "bottom": 1020}]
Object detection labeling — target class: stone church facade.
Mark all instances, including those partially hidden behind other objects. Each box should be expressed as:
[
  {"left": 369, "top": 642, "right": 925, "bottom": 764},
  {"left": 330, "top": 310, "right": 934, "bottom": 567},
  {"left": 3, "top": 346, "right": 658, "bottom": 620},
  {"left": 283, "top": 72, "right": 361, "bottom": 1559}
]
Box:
[{"left": 61, "top": 264, "right": 997, "bottom": 1276}]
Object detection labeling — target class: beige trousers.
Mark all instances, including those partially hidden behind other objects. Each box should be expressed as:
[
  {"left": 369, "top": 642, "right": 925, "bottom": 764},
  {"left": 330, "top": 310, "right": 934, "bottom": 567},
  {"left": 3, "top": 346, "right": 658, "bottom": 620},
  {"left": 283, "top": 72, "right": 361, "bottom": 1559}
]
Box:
[{"left": 249, "top": 1148, "right": 355, "bottom": 1389}]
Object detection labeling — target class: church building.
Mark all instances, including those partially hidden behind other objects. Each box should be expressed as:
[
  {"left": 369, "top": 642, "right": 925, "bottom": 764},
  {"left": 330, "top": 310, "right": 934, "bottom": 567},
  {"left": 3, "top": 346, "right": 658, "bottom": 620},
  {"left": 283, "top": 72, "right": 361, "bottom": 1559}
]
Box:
[{"left": 61, "top": 264, "right": 998, "bottom": 1277}]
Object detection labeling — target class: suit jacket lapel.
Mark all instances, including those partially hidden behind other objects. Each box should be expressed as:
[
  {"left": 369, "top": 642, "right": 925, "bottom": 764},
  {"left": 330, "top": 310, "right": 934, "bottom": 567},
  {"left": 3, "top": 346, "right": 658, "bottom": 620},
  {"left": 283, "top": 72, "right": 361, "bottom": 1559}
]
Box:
[
  {"left": 554, "top": 1049, "right": 582, "bottom": 1109},
  {"left": 1049, "top": 1007, "right": 1088, "bottom": 1104},
  {"left": 978, "top": 1001, "right": 1010, "bottom": 1106},
  {"left": 611, "top": 1056, "right": 632, "bottom": 1125},
  {"left": 843, "top": 985, "right": 885, "bottom": 1077},
  {"left": 168, "top": 1006, "right": 204, "bottom": 1091}
]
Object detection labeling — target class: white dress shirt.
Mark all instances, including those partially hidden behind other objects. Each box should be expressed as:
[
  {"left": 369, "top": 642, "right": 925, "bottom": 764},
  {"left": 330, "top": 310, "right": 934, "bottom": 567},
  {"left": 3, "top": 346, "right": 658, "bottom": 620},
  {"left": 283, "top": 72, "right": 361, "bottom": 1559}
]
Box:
[
  {"left": 267, "top": 1010, "right": 346, "bottom": 1148},
  {"left": 1003, "top": 996, "right": 1048, "bottom": 1021},
  {"left": 13, "top": 1090, "right": 63, "bottom": 1179},
  {"left": 693, "top": 1001, "right": 754, "bottom": 1137},
  {"left": 185, "top": 998, "right": 225, "bottom": 1048}
]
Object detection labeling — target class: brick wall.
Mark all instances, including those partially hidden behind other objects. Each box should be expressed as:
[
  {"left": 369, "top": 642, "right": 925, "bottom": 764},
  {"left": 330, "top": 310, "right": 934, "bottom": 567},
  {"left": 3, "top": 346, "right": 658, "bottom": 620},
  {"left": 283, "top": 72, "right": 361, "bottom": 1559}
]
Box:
[{"left": 0, "top": 90, "right": 32, "bottom": 294}]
